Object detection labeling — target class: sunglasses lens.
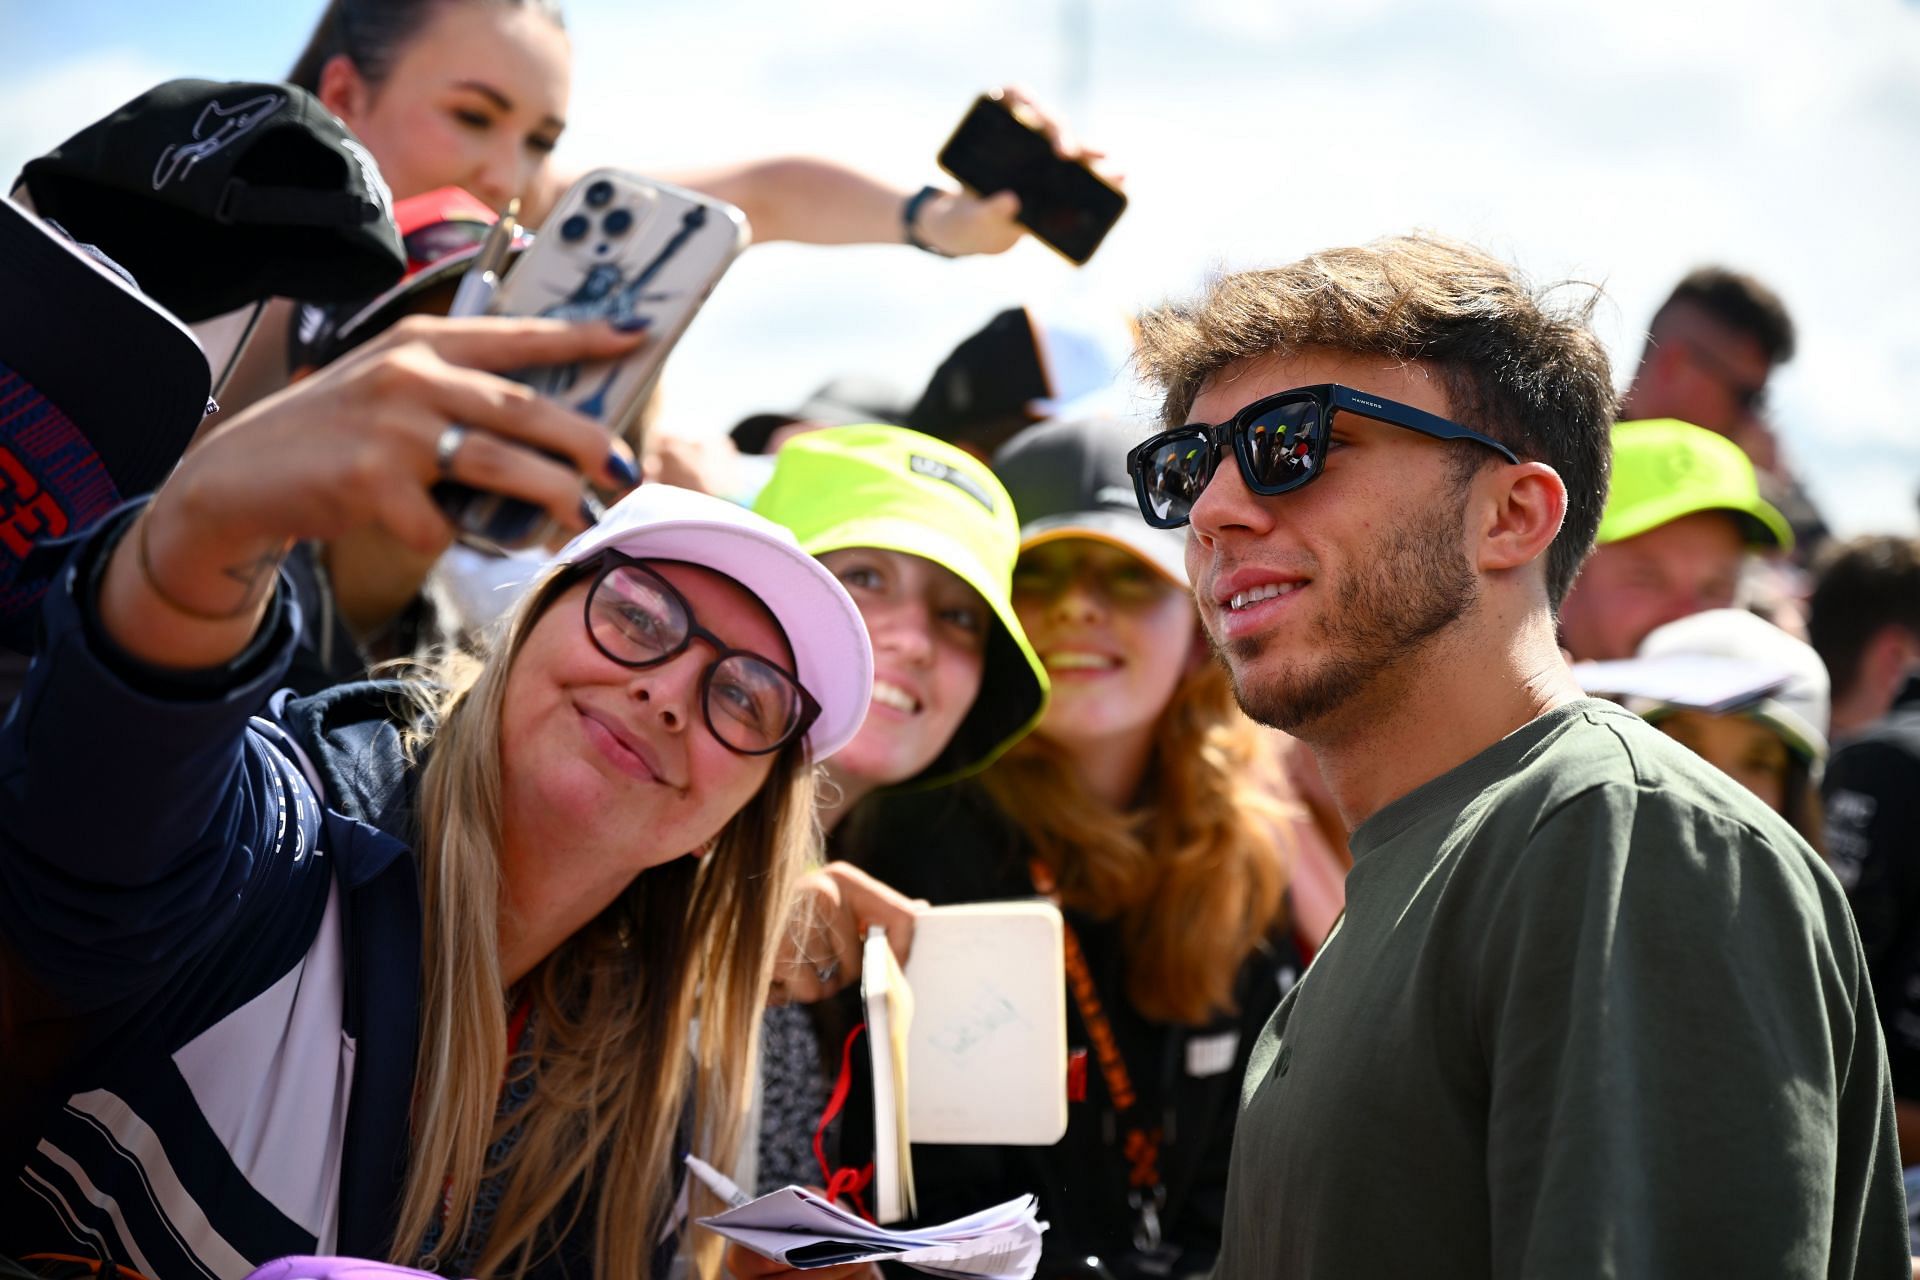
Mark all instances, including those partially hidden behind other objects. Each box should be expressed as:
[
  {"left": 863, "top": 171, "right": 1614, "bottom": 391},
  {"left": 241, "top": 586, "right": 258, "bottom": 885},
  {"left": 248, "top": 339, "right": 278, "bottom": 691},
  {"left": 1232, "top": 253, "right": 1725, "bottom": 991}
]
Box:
[
  {"left": 1240, "top": 399, "right": 1322, "bottom": 493},
  {"left": 1011, "top": 550, "right": 1174, "bottom": 610},
  {"left": 707, "top": 654, "right": 805, "bottom": 754},
  {"left": 1135, "top": 430, "right": 1214, "bottom": 527}
]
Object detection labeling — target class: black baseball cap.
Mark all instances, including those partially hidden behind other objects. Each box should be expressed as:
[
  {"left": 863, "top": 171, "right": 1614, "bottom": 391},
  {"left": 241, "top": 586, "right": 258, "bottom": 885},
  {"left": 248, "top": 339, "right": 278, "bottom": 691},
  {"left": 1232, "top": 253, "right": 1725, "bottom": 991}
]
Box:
[
  {"left": 906, "top": 307, "right": 1050, "bottom": 449},
  {"left": 729, "top": 376, "right": 909, "bottom": 455},
  {"left": 1, "top": 196, "right": 212, "bottom": 648},
  {"left": 992, "top": 417, "right": 1187, "bottom": 585},
  {"left": 906, "top": 306, "right": 1132, "bottom": 455},
  {"left": 17, "top": 79, "right": 405, "bottom": 322}
]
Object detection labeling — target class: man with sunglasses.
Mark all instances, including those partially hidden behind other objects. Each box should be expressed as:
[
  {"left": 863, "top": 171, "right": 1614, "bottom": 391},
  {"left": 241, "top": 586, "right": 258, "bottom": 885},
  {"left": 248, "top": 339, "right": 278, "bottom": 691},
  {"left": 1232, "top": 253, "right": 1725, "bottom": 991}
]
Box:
[
  {"left": 1621, "top": 265, "right": 1794, "bottom": 439},
  {"left": 1127, "top": 235, "right": 1906, "bottom": 1277},
  {"left": 1618, "top": 265, "right": 1828, "bottom": 553}
]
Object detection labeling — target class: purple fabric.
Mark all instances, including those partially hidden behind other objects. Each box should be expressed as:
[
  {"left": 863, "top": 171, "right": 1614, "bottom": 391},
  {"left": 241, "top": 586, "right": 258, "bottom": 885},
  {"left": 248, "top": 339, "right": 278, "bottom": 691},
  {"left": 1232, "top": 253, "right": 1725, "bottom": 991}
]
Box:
[{"left": 245, "top": 1258, "right": 456, "bottom": 1280}]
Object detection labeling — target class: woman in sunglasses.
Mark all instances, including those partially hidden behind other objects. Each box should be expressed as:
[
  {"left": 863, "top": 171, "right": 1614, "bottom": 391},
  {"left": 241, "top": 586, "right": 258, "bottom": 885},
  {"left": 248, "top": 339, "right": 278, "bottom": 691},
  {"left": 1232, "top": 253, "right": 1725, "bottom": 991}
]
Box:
[
  {"left": 843, "top": 419, "right": 1342, "bottom": 1280},
  {"left": 0, "top": 315, "right": 874, "bottom": 1279},
  {"left": 746, "top": 424, "right": 1048, "bottom": 1193}
]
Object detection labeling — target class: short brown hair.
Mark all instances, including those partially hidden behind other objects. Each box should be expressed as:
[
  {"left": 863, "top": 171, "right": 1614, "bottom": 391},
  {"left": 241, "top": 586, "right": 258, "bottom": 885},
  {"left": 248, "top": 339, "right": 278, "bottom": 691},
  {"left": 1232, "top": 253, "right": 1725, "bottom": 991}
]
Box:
[
  {"left": 1136, "top": 234, "right": 1617, "bottom": 608},
  {"left": 1808, "top": 535, "right": 1920, "bottom": 699},
  {"left": 1652, "top": 266, "right": 1796, "bottom": 365}
]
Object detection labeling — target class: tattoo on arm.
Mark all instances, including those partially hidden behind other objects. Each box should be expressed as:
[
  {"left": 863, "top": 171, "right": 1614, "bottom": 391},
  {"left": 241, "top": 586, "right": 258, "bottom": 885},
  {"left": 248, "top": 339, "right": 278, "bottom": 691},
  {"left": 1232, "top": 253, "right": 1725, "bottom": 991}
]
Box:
[
  {"left": 134, "top": 509, "right": 292, "bottom": 623},
  {"left": 220, "top": 546, "right": 290, "bottom": 609}
]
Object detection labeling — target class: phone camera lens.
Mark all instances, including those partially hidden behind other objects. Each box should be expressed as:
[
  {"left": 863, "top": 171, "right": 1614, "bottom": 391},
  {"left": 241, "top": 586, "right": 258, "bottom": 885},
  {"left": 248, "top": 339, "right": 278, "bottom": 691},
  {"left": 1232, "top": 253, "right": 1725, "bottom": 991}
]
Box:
[
  {"left": 585, "top": 181, "right": 615, "bottom": 208},
  {"left": 603, "top": 209, "right": 633, "bottom": 236},
  {"left": 560, "top": 214, "right": 590, "bottom": 243}
]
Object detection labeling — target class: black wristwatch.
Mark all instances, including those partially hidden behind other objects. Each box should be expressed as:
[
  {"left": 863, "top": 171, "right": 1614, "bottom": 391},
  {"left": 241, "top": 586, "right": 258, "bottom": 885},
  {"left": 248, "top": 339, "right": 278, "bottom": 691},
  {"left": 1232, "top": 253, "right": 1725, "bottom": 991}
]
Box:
[{"left": 902, "top": 185, "right": 955, "bottom": 257}]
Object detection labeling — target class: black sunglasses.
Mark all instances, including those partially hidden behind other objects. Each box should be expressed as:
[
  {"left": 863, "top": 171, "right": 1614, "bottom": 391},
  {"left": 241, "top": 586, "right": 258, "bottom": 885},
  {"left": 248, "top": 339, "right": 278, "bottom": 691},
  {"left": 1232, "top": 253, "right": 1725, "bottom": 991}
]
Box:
[
  {"left": 1125, "top": 383, "right": 1519, "bottom": 529},
  {"left": 580, "top": 552, "right": 819, "bottom": 756},
  {"left": 1679, "top": 339, "right": 1769, "bottom": 415}
]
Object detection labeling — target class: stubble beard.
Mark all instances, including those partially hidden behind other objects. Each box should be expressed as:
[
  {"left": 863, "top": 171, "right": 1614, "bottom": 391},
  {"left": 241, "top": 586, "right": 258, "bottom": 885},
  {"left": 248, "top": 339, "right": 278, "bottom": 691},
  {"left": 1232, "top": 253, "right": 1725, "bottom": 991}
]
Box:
[{"left": 1213, "top": 495, "right": 1480, "bottom": 736}]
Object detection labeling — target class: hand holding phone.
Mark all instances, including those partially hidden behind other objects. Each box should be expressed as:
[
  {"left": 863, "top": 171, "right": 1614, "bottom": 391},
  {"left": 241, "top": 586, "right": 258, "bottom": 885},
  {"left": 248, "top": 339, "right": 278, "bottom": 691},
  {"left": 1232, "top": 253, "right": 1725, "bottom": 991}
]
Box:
[
  {"left": 937, "top": 90, "right": 1126, "bottom": 265},
  {"left": 109, "top": 314, "right": 639, "bottom": 669},
  {"left": 437, "top": 170, "right": 748, "bottom": 551}
]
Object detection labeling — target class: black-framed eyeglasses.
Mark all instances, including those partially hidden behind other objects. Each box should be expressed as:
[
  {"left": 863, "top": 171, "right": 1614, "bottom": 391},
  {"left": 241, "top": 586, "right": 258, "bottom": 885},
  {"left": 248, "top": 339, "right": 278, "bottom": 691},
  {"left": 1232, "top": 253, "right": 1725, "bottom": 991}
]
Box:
[
  {"left": 1125, "top": 383, "right": 1520, "bottom": 530},
  {"left": 580, "top": 552, "right": 819, "bottom": 756}
]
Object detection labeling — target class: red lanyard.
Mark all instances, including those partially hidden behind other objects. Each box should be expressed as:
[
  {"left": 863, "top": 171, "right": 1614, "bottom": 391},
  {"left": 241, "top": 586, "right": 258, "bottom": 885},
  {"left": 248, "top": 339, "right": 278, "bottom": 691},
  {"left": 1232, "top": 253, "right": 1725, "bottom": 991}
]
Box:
[
  {"left": 1031, "top": 861, "right": 1162, "bottom": 1192},
  {"left": 814, "top": 1022, "right": 877, "bottom": 1222},
  {"left": 506, "top": 992, "right": 532, "bottom": 1058}
]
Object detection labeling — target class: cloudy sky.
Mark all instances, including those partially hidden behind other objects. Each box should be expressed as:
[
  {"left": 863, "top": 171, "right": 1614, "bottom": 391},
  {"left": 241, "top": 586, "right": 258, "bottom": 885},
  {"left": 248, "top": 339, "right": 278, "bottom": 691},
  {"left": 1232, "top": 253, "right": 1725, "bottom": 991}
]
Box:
[{"left": 10, "top": 0, "right": 1919, "bottom": 535}]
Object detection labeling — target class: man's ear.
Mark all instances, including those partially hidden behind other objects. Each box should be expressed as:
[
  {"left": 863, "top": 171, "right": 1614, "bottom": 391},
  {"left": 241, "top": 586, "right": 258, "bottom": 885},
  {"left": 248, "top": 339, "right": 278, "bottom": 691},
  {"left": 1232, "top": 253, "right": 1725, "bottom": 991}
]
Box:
[
  {"left": 1475, "top": 461, "right": 1567, "bottom": 580},
  {"left": 315, "top": 53, "right": 371, "bottom": 125}
]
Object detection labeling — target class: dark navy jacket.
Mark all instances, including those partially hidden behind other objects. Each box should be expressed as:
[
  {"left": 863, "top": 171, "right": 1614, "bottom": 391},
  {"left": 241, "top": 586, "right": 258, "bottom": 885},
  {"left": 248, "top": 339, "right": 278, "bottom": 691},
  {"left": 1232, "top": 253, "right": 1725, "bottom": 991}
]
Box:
[{"left": 0, "top": 508, "right": 424, "bottom": 1275}]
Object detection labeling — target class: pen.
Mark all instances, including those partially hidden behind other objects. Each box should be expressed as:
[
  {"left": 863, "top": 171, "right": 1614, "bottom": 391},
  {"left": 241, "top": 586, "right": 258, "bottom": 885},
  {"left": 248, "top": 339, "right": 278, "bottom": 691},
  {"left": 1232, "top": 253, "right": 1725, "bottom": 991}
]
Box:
[
  {"left": 684, "top": 1153, "right": 753, "bottom": 1209},
  {"left": 449, "top": 196, "right": 520, "bottom": 318}
]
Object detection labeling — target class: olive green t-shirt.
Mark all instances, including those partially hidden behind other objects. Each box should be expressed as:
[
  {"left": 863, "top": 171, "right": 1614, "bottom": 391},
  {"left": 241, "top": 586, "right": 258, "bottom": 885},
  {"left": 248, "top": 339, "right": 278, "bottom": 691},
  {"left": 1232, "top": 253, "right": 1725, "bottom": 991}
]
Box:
[{"left": 1214, "top": 699, "right": 1908, "bottom": 1278}]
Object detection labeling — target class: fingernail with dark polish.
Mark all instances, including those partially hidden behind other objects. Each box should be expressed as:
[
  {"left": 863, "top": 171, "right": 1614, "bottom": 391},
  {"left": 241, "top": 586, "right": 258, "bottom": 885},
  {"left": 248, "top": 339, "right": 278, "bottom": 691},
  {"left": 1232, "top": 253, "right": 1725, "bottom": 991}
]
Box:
[
  {"left": 613, "top": 315, "right": 652, "bottom": 333},
  {"left": 607, "top": 451, "right": 639, "bottom": 486}
]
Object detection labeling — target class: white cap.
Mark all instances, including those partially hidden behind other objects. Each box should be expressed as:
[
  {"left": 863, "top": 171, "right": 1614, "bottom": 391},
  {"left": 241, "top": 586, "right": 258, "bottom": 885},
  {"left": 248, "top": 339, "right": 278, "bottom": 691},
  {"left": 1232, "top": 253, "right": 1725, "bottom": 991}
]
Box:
[
  {"left": 554, "top": 485, "right": 874, "bottom": 759},
  {"left": 1577, "top": 607, "right": 1830, "bottom": 763}
]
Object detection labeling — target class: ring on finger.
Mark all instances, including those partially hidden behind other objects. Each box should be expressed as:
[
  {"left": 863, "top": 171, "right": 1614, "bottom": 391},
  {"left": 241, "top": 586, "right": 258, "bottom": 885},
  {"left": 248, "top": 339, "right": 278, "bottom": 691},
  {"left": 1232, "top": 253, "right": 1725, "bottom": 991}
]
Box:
[{"left": 434, "top": 425, "right": 468, "bottom": 477}]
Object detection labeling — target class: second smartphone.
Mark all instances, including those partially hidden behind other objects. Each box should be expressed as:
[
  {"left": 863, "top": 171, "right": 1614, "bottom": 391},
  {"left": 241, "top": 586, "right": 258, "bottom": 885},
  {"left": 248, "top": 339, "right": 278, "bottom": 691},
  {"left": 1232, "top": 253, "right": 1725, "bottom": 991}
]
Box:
[{"left": 937, "top": 93, "right": 1126, "bottom": 266}]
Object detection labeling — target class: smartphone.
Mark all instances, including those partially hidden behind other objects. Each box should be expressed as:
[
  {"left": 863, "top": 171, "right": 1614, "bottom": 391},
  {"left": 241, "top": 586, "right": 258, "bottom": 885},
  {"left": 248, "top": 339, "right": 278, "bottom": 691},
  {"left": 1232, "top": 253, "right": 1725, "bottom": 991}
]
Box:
[
  {"left": 937, "top": 93, "right": 1126, "bottom": 266},
  {"left": 436, "top": 169, "right": 748, "bottom": 551}
]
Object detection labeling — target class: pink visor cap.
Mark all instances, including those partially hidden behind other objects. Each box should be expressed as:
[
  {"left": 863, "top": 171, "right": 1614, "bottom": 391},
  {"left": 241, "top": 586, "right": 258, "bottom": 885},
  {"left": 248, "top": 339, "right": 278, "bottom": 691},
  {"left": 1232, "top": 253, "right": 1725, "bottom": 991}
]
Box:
[{"left": 552, "top": 484, "right": 874, "bottom": 759}]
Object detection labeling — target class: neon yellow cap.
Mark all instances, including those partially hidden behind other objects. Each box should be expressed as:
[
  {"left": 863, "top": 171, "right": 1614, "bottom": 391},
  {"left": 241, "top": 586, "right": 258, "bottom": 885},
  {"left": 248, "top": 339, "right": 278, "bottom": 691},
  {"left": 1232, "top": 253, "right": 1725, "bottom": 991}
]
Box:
[
  {"left": 1598, "top": 419, "right": 1792, "bottom": 551},
  {"left": 753, "top": 424, "right": 1049, "bottom": 786}
]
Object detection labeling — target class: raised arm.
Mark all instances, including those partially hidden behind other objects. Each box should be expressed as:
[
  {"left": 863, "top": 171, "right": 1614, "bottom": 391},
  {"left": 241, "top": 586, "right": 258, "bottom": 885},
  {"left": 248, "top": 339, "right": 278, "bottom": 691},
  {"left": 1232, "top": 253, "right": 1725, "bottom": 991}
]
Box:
[
  {"left": 103, "top": 316, "right": 644, "bottom": 671},
  {"left": 0, "top": 316, "right": 644, "bottom": 1008},
  {"left": 664, "top": 155, "right": 1022, "bottom": 254},
  {"left": 541, "top": 87, "right": 1112, "bottom": 254}
]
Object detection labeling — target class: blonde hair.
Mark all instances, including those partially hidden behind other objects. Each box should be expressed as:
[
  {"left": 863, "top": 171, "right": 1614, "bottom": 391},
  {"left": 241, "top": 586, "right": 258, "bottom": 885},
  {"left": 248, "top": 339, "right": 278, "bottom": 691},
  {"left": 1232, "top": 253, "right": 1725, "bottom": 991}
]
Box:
[
  {"left": 390, "top": 563, "right": 817, "bottom": 1279},
  {"left": 978, "top": 654, "right": 1292, "bottom": 1025}
]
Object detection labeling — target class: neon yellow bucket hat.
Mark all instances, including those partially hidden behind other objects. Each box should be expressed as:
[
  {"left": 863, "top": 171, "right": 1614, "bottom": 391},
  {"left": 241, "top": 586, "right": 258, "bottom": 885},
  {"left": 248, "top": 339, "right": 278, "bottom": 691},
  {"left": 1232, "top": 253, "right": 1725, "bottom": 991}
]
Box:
[
  {"left": 753, "top": 424, "right": 1049, "bottom": 786},
  {"left": 1598, "top": 419, "right": 1793, "bottom": 551}
]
